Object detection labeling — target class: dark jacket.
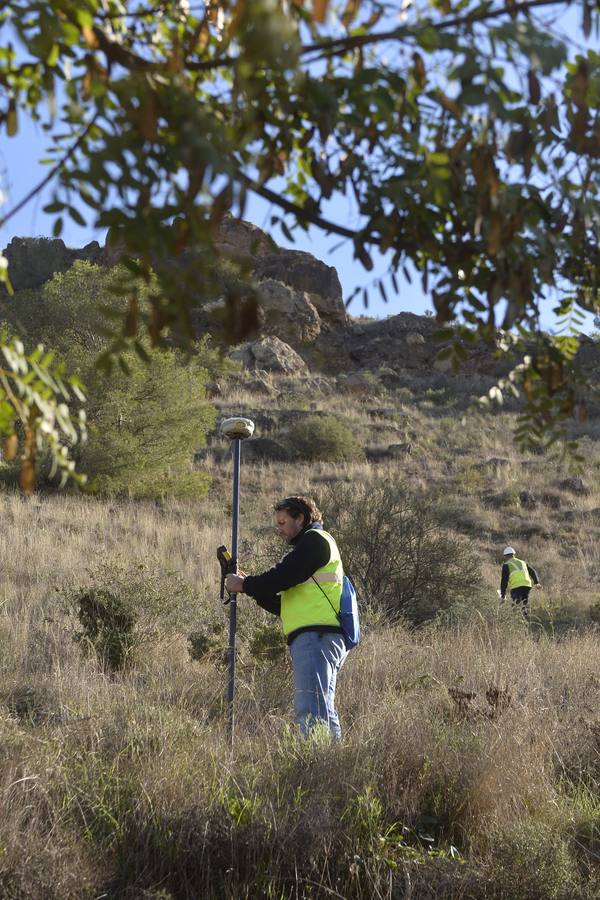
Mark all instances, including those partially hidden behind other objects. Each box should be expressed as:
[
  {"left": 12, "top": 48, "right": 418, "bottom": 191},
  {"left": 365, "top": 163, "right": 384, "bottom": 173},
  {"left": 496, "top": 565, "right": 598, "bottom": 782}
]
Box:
[
  {"left": 500, "top": 560, "right": 539, "bottom": 597},
  {"left": 242, "top": 522, "right": 343, "bottom": 644}
]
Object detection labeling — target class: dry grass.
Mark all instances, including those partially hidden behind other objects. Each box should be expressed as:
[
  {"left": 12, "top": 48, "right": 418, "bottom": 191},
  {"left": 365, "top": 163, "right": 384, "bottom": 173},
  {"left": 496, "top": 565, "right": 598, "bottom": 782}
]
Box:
[{"left": 3, "top": 571, "right": 600, "bottom": 897}]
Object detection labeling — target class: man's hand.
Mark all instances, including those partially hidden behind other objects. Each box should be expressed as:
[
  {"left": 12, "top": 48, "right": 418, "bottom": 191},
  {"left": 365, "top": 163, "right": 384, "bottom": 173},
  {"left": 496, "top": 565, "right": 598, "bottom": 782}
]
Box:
[{"left": 225, "top": 574, "right": 245, "bottom": 593}]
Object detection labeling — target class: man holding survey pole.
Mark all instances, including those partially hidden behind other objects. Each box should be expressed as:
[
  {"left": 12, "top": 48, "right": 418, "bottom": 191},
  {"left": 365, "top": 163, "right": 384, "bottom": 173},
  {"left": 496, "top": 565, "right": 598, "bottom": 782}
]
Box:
[{"left": 225, "top": 495, "right": 349, "bottom": 739}]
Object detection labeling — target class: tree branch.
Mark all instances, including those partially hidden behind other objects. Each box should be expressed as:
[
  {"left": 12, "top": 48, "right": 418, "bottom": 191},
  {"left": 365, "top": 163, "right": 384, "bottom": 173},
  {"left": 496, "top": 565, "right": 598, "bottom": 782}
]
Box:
[
  {"left": 81, "top": 0, "right": 572, "bottom": 78},
  {"left": 0, "top": 114, "right": 98, "bottom": 231},
  {"left": 300, "top": 0, "right": 573, "bottom": 58},
  {"left": 236, "top": 170, "right": 365, "bottom": 242}
]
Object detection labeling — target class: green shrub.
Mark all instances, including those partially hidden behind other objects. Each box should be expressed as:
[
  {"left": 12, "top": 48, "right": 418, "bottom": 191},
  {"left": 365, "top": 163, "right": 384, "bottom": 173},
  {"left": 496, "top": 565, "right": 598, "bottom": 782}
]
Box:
[
  {"left": 320, "top": 478, "right": 481, "bottom": 624},
  {"left": 73, "top": 346, "right": 215, "bottom": 499},
  {"left": 247, "top": 621, "right": 287, "bottom": 663},
  {"left": 285, "top": 414, "right": 364, "bottom": 462},
  {"left": 187, "top": 624, "right": 225, "bottom": 663},
  {"left": 68, "top": 562, "right": 201, "bottom": 671},
  {"left": 72, "top": 587, "right": 136, "bottom": 671},
  {"left": 487, "top": 819, "right": 581, "bottom": 900}
]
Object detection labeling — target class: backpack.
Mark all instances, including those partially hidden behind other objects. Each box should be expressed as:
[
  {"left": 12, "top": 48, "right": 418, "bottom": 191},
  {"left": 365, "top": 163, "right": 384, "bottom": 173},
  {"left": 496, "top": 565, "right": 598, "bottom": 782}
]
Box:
[
  {"left": 311, "top": 572, "right": 361, "bottom": 650},
  {"left": 339, "top": 575, "right": 360, "bottom": 649}
]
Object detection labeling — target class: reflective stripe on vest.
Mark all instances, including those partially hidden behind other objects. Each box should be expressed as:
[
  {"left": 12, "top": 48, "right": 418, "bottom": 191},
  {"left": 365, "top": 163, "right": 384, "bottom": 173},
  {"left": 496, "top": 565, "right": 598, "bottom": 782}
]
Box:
[
  {"left": 507, "top": 558, "right": 532, "bottom": 590},
  {"left": 280, "top": 530, "right": 343, "bottom": 636}
]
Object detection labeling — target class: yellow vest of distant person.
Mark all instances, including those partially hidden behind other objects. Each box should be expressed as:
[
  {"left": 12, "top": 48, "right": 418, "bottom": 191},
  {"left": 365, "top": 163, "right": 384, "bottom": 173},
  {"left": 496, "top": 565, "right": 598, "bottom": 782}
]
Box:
[
  {"left": 280, "top": 530, "right": 343, "bottom": 636},
  {"left": 507, "top": 557, "right": 532, "bottom": 590}
]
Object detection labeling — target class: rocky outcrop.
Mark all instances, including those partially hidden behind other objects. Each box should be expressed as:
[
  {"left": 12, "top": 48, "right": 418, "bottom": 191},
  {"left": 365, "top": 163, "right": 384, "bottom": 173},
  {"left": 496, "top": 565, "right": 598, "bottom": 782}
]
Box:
[
  {"left": 255, "top": 249, "right": 346, "bottom": 326},
  {"left": 257, "top": 278, "right": 321, "bottom": 344},
  {"left": 215, "top": 215, "right": 277, "bottom": 259},
  {"left": 8, "top": 219, "right": 600, "bottom": 396},
  {"left": 3, "top": 237, "right": 102, "bottom": 292}
]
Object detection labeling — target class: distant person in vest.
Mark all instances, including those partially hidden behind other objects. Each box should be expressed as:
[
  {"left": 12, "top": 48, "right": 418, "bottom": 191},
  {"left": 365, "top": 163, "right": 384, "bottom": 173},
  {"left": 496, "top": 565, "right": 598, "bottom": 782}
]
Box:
[
  {"left": 500, "top": 546, "right": 541, "bottom": 618},
  {"left": 225, "top": 495, "right": 348, "bottom": 739}
]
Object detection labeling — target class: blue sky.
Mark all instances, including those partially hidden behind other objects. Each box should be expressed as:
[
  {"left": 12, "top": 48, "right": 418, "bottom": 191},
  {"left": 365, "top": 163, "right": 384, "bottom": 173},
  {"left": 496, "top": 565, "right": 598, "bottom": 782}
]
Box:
[{"left": 0, "top": 5, "right": 595, "bottom": 329}]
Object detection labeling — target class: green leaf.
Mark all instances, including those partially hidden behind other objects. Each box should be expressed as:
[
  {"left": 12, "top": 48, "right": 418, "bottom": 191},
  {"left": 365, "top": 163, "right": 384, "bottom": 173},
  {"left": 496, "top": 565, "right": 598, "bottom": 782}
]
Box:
[
  {"left": 44, "top": 201, "right": 65, "bottom": 214},
  {"left": 427, "top": 152, "right": 450, "bottom": 166},
  {"left": 68, "top": 206, "right": 86, "bottom": 226},
  {"left": 47, "top": 43, "right": 60, "bottom": 67},
  {"left": 417, "top": 26, "right": 441, "bottom": 52},
  {"left": 0, "top": 255, "right": 13, "bottom": 295}
]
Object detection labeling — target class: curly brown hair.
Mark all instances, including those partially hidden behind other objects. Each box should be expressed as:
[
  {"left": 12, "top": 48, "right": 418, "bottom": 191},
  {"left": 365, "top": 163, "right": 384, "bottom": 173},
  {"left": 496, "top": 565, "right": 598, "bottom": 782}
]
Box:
[{"left": 273, "top": 496, "right": 323, "bottom": 527}]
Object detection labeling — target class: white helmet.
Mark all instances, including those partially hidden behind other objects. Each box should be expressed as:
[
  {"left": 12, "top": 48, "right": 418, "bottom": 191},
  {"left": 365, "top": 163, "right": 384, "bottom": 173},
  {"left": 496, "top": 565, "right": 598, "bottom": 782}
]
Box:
[{"left": 503, "top": 546, "right": 515, "bottom": 556}]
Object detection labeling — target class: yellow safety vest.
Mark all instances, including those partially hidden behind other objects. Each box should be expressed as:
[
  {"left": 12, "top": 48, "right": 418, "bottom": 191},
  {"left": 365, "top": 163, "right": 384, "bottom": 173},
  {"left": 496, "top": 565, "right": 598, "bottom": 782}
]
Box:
[
  {"left": 280, "top": 530, "right": 343, "bottom": 637},
  {"left": 507, "top": 557, "right": 532, "bottom": 590}
]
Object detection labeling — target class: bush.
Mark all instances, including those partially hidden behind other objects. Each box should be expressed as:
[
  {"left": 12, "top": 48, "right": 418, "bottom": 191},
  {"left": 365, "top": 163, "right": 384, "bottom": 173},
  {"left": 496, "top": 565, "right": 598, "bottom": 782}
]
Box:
[
  {"left": 320, "top": 478, "right": 482, "bottom": 624},
  {"left": 487, "top": 819, "right": 581, "bottom": 900},
  {"left": 247, "top": 621, "right": 287, "bottom": 663},
  {"left": 187, "top": 623, "right": 225, "bottom": 663},
  {"left": 72, "top": 587, "right": 136, "bottom": 671},
  {"left": 68, "top": 561, "right": 202, "bottom": 671},
  {"left": 285, "top": 414, "right": 364, "bottom": 463}
]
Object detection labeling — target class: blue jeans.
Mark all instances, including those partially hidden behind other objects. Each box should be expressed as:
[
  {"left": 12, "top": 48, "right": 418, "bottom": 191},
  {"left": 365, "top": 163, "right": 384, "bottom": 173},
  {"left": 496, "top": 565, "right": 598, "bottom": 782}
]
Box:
[{"left": 289, "top": 631, "right": 348, "bottom": 739}]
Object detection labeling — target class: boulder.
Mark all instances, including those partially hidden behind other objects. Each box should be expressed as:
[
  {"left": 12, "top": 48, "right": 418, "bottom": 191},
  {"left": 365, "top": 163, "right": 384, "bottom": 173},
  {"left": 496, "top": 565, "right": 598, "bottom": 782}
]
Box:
[
  {"left": 229, "top": 336, "right": 308, "bottom": 374},
  {"left": 243, "top": 374, "right": 277, "bottom": 397},
  {"left": 559, "top": 476, "right": 590, "bottom": 496},
  {"left": 574, "top": 335, "right": 600, "bottom": 373},
  {"left": 338, "top": 371, "right": 377, "bottom": 393}
]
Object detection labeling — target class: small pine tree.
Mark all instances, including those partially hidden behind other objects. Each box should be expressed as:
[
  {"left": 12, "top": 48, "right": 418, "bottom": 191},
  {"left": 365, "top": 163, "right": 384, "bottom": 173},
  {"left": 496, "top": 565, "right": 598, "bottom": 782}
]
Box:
[
  {"left": 0, "top": 262, "right": 217, "bottom": 498},
  {"left": 75, "top": 348, "right": 215, "bottom": 498}
]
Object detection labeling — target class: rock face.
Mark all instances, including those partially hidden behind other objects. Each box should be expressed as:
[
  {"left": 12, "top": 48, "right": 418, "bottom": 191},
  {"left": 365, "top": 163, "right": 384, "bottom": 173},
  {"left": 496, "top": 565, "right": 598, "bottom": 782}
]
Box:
[
  {"left": 3, "top": 237, "right": 102, "bottom": 292},
  {"left": 214, "top": 216, "right": 347, "bottom": 328},
  {"left": 255, "top": 249, "right": 346, "bottom": 326},
  {"left": 215, "top": 216, "right": 276, "bottom": 259},
  {"left": 257, "top": 278, "right": 321, "bottom": 344}
]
